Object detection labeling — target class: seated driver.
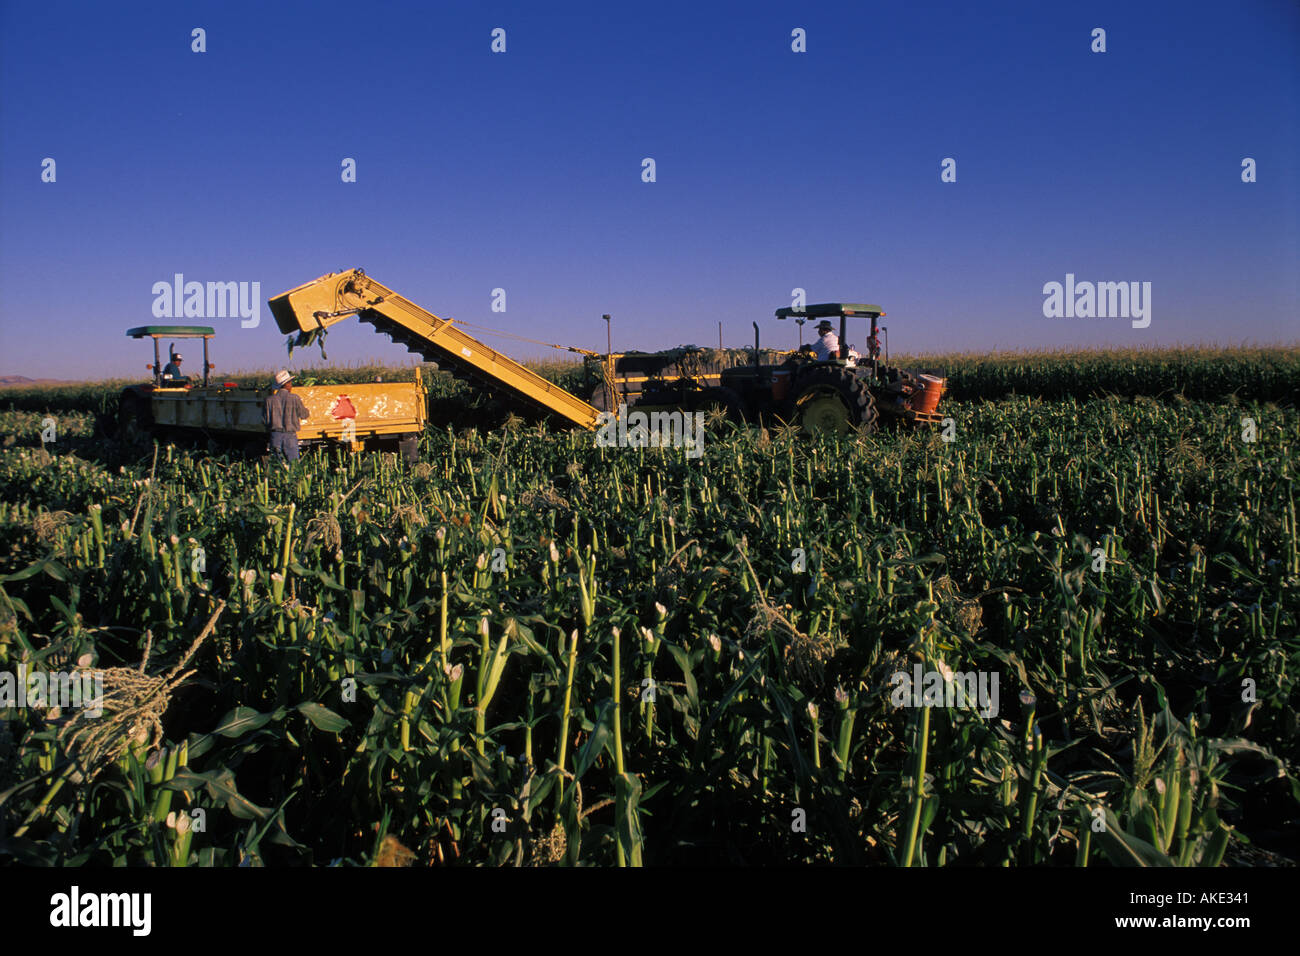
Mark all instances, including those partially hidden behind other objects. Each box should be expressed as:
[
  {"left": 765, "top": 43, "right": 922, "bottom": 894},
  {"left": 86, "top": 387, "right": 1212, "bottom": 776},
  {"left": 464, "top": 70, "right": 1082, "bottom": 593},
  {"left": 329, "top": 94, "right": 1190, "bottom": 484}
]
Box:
[
  {"left": 811, "top": 320, "right": 860, "bottom": 362},
  {"left": 161, "top": 351, "right": 187, "bottom": 384}
]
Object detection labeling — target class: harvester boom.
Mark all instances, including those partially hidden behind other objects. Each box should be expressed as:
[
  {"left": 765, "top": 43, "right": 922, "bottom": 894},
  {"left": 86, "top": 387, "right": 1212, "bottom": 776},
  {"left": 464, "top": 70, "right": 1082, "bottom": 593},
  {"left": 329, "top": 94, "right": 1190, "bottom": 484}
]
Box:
[{"left": 268, "top": 269, "right": 601, "bottom": 431}]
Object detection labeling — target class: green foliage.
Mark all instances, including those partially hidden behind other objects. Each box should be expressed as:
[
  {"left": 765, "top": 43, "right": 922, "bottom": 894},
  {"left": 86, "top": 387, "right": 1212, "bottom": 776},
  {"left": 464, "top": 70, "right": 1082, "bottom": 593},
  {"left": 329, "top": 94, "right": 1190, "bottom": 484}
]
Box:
[
  {"left": 889, "top": 345, "right": 1300, "bottom": 404},
  {"left": 0, "top": 381, "right": 1295, "bottom": 866}
]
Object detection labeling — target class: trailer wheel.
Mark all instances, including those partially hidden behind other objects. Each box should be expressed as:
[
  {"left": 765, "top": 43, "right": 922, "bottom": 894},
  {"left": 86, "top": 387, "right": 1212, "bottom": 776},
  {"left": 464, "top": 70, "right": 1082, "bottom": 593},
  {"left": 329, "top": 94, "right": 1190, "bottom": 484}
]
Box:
[
  {"left": 398, "top": 435, "right": 420, "bottom": 463},
  {"left": 243, "top": 436, "right": 270, "bottom": 460},
  {"left": 117, "top": 394, "right": 151, "bottom": 445}
]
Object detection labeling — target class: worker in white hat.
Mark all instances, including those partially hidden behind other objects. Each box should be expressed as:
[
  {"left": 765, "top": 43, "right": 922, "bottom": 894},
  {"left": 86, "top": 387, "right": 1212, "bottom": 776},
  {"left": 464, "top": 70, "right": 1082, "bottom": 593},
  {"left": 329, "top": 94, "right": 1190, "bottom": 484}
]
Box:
[
  {"left": 264, "top": 370, "right": 310, "bottom": 461},
  {"left": 161, "top": 351, "right": 185, "bottom": 384},
  {"left": 810, "top": 320, "right": 860, "bottom": 363}
]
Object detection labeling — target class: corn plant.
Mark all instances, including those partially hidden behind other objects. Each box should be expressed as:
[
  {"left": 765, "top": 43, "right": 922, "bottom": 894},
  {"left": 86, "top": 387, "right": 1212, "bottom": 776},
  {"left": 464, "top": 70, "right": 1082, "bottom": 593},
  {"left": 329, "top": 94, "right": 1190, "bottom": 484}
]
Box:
[{"left": 0, "top": 354, "right": 1296, "bottom": 866}]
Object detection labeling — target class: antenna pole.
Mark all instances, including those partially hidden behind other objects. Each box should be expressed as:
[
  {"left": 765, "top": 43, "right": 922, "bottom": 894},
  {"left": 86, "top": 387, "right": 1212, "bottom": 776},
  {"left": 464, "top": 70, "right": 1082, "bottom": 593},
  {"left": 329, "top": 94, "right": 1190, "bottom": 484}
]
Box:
[{"left": 602, "top": 314, "right": 614, "bottom": 413}]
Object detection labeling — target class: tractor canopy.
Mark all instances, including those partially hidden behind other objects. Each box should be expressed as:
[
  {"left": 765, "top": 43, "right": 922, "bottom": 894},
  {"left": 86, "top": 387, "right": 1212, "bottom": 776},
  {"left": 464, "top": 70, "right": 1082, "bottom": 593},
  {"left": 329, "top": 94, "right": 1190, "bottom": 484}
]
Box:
[
  {"left": 126, "top": 326, "right": 216, "bottom": 387},
  {"left": 126, "top": 326, "right": 215, "bottom": 338},
  {"left": 775, "top": 304, "right": 884, "bottom": 320}
]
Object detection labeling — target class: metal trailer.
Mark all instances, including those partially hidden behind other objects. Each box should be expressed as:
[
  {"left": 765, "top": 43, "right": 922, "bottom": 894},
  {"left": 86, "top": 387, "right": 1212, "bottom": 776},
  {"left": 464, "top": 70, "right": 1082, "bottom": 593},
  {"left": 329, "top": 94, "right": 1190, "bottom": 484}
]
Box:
[{"left": 118, "top": 326, "right": 427, "bottom": 459}]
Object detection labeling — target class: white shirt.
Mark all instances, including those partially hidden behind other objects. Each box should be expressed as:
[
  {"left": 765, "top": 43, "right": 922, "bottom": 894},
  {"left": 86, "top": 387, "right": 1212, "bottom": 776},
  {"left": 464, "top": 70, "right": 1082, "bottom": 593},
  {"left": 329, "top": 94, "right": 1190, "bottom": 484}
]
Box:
[
  {"left": 811, "top": 331, "right": 860, "bottom": 362},
  {"left": 812, "top": 331, "right": 839, "bottom": 360}
]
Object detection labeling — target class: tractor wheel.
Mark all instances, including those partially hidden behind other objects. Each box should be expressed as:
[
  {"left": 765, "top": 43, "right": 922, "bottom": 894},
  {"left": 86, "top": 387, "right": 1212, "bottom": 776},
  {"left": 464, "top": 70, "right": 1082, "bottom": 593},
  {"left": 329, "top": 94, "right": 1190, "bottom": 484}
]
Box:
[
  {"left": 117, "top": 394, "right": 152, "bottom": 445},
  {"left": 791, "top": 367, "right": 878, "bottom": 436},
  {"left": 691, "top": 386, "right": 745, "bottom": 426}
]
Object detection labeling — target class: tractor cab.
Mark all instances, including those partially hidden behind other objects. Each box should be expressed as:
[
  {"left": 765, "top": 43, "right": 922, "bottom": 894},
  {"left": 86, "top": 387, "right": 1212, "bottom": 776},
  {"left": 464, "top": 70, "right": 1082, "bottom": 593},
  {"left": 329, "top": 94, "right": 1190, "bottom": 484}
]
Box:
[
  {"left": 770, "top": 302, "right": 944, "bottom": 433},
  {"left": 126, "top": 325, "right": 216, "bottom": 389},
  {"left": 775, "top": 303, "right": 885, "bottom": 372}
]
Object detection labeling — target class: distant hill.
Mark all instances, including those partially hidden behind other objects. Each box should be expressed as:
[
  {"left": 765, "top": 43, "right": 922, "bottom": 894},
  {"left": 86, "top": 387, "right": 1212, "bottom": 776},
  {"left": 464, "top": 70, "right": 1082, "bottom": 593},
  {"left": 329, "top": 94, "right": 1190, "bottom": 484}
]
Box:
[{"left": 0, "top": 375, "right": 77, "bottom": 388}]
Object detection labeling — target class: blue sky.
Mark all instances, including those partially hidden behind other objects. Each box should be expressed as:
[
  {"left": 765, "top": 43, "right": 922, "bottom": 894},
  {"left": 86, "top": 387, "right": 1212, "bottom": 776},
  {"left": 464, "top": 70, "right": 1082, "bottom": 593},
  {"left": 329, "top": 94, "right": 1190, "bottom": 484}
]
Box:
[{"left": 1, "top": 0, "right": 1296, "bottom": 379}]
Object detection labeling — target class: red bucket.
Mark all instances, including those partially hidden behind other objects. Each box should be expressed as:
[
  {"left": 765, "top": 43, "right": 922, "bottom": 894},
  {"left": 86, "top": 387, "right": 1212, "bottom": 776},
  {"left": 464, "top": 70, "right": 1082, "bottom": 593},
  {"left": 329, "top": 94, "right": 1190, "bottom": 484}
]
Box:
[{"left": 912, "top": 375, "right": 944, "bottom": 413}]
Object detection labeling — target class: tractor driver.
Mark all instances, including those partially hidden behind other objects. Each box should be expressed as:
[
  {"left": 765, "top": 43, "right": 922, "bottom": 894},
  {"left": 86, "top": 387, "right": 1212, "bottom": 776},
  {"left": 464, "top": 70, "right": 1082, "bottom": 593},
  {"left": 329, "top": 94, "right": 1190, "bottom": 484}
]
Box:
[
  {"left": 161, "top": 351, "right": 185, "bottom": 384},
  {"left": 811, "top": 320, "right": 860, "bottom": 362}
]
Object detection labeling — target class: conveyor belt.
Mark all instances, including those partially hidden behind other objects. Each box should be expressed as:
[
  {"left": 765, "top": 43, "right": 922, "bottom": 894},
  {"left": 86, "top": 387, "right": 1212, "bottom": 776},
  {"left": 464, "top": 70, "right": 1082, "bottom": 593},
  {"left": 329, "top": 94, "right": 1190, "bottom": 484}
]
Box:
[{"left": 268, "top": 269, "right": 601, "bottom": 431}]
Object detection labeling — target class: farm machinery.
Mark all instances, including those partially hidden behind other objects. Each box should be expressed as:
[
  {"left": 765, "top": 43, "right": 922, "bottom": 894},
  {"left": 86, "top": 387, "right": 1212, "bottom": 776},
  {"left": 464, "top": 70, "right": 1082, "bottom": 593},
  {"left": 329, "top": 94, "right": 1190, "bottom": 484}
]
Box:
[
  {"left": 267, "top": 270, "right": 603, "bottom": 431},
  {"left": 117, "top": 326, "right": 427, "bottom": 459},
  {"left": 585, "top": 303, "right": 947, "bottom": 434},
  {"left": 118, "top": 268, "right": 604, "bottom": 462},
  {"left": 123, "top": 270, "right": 941, "bottom": 450}
]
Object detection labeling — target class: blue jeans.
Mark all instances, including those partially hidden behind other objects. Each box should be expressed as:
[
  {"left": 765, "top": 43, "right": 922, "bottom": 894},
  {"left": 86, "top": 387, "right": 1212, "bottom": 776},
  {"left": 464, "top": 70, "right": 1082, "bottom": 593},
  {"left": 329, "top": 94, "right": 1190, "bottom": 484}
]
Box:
[{"left": 270, "top": 431, "right": 299, "bottom": 461}]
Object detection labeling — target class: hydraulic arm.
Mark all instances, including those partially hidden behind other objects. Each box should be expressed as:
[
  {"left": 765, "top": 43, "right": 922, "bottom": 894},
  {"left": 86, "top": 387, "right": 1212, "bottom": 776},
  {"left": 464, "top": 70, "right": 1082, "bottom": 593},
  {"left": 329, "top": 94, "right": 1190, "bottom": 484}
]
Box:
[{"left": 268, "top": 269, "right": 602, "bottom": 430}]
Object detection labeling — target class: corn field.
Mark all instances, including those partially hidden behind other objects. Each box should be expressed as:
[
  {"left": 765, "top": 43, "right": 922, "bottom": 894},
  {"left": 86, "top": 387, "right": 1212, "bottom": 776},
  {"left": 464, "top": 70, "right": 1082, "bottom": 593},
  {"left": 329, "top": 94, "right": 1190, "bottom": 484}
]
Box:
[
  {"left": 0, "top": 361, "right": 1296, "bottom": 866},
  {"left": 902, "top": 346, "right": 1300, "bottom": 404}
]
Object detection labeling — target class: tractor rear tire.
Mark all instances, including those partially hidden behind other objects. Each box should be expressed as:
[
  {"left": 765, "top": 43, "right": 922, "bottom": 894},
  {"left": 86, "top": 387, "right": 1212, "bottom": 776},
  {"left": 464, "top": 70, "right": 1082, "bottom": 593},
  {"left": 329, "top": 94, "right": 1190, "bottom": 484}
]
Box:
[{"left": 791, "top": 367, "right": 878, "bottom": 436}]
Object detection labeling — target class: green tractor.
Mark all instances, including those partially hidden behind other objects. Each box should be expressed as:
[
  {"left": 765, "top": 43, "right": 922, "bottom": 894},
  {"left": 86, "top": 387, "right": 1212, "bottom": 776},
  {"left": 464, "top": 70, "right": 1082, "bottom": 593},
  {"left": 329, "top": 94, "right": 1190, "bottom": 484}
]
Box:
[{"left": 685, "top": 303, "right": 946, "bottom": 434}]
